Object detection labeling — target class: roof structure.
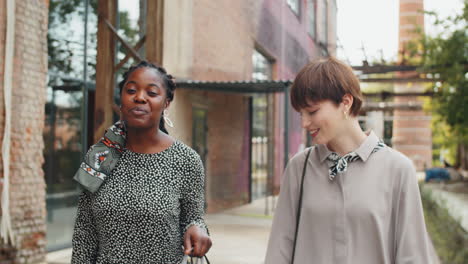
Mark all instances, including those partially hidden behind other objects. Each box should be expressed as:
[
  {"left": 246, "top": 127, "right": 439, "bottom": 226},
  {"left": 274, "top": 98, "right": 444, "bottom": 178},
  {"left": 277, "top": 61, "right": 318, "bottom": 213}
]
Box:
[{"left": 176, "top": 79, "right": 293, "bottom": 94}]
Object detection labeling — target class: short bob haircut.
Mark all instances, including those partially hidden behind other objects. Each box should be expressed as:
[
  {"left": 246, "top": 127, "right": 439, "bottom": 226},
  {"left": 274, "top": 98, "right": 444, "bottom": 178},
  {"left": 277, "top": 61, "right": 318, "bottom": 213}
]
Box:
[{"left": 290, "top": 56, "right": 363, "bottom": 116}]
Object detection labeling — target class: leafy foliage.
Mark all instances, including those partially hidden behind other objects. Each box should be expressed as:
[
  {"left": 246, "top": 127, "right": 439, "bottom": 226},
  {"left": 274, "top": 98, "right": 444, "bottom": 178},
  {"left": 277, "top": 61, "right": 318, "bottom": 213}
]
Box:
[
  {"left": 421, "top": 186, "right": 468, "bottom": 264},
  {"left": 404, "top": 1, "right": 468, "bottom": 168},
  {"left": 417, "top": 2, "right": 468, "bottom": 140}
]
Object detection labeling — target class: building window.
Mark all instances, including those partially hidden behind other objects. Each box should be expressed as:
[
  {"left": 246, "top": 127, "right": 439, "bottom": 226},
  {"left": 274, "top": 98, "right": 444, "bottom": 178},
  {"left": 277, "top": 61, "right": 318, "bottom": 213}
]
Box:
[
  {"left": 320, "top": 0, "right": 328, "bottom": 44},
  {"left": 252, "top": 49, "right": 272, "bottom": 81},
  {"left": 307, "top": 0, "right": 316, "bottom": 39},
  {"left": 251, "top": 49, "right": 274, "bottom": 200},
  {"left": 287, "top": 0, "right": 300, "bottom": 16},
  {"left": 251, "top": 49, "right": 272, "bottom": 136}
]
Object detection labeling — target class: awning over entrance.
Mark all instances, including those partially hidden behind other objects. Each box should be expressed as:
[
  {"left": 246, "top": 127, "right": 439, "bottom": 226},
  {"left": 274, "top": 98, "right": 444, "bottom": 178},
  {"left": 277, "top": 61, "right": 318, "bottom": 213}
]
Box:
[{"left": 177, "top": 80, "right": 293, "bottom": 94}]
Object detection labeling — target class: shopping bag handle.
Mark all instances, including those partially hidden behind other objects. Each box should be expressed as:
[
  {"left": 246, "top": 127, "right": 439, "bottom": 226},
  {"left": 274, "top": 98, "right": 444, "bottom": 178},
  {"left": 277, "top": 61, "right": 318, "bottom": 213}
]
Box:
[{"left": 181, "top": 255, "right": 210, "bottom": 264}]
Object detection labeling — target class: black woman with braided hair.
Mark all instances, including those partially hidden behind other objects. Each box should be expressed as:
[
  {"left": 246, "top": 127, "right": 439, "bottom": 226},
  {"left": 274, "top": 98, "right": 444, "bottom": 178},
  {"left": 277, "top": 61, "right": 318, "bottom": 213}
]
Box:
[{"left": 71, "top": 61, "right": 212, "bottom": 263}]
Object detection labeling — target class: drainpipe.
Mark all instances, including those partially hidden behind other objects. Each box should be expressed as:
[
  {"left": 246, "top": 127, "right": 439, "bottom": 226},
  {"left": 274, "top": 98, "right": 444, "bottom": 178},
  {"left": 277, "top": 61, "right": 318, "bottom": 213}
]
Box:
[
  {"left": 284, "top": 85, "right": 290, "bottom": 169},
  {"left": 1, "top": 0, "right": 16, "bottom": 245}
]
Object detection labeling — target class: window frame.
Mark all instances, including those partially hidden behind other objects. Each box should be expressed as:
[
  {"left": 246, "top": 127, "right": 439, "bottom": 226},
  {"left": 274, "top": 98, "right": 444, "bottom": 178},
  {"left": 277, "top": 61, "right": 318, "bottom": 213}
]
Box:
[
  {"left": 307, "top": 0, "right": 317, "bottom": 40},
  {"left": 286, "top": 0, "right": 301, "bottom": 18},
  {"left": 320, "top": 0, "right": 328, "bottom": 44},
  {"left": 252, "top": 46, "right": 275, "bottom": 81}
]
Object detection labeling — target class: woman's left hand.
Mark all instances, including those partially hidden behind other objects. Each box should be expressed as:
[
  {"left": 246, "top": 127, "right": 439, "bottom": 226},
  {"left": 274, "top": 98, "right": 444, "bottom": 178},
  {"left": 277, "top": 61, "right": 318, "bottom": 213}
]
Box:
[{"left": 183, "top": 225, "right": 212, "bottom": 257}]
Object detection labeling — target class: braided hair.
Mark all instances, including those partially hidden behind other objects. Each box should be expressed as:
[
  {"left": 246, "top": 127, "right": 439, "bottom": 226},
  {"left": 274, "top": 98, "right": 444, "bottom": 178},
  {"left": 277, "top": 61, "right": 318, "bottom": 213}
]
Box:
[{"left": 118, "top": 61, "right": 176, "bottom": 134}]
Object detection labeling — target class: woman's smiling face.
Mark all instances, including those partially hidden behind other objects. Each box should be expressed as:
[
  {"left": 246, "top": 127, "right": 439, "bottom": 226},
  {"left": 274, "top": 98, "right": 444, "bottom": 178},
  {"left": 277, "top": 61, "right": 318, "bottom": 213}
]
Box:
[
  {"left": 299, "top": 99, "right": 346, "bottom": 145},
  {"left": 120, "top": 67, "right": 169, "bottom": 130}
]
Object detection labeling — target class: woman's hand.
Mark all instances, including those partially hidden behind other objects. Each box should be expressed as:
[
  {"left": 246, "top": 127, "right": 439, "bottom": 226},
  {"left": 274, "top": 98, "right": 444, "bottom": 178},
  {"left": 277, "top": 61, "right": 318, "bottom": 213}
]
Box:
[{"left": 183, "top": 225, "right": 212, "bottom": 257}]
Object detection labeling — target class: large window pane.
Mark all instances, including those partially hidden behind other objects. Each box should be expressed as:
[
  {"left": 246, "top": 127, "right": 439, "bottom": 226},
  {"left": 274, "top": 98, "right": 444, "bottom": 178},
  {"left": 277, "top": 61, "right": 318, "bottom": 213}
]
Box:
[
  {"left": 44, "top": 86, "right": 83, "bottom": 251},
  {"left": 251, "top": 50, "right": 273, "bottom": 200},
  {"left": 307, "top": 0, "right": 316, "bottom": 38},
  {"left": 45, "top": 0, "right": 98, "bottom": 251},
  {"left": 287, "top": 0, "right": 300, "bottom": 15},
  {"left": 320, "top": 0, "right": 328, "bottom": 43}
]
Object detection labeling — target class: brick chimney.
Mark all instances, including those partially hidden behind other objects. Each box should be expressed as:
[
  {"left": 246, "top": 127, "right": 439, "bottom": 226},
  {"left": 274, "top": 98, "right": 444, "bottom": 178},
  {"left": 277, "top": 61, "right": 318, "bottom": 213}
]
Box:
[{"left": 392, "top": 0, "right": 432, "bottom": 171}]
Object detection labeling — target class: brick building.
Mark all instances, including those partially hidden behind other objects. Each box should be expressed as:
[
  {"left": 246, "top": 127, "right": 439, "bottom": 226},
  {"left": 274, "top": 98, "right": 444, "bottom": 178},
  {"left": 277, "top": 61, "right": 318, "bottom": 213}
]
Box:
[
  {"left": 164, "top": 0, "right": 337, "bottom": 211},
  {"left": 0, "top": 0, "right": 49, "bottom": 263},
  {"left": 0, "top": 0, "right": 337, "bottom": 258}
]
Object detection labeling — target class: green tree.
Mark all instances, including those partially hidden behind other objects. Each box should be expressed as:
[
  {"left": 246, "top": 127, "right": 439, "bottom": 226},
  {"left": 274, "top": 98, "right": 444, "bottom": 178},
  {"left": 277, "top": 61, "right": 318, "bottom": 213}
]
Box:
[{"left": 414, "top": 1, "right": 468, "bottom": 169}]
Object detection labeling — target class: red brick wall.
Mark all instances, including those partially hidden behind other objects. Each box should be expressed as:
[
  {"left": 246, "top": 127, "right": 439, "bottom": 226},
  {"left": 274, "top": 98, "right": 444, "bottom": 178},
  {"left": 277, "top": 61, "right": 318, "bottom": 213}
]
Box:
[
  {"left": 189, "top": 0, "right": 253, "bottom": 211},
  {"left": 167, "top": 0, "right": 337, "bottom": 211},
  {"left": 204, "top": 93, "right": 250, "bottom": 212},
  {"left": 0, "top": 0, "right": 48, "bottom": 262},
  {"left": 394, "top": 0, "right": 432, "bottom": 171},
  {"left": 393, "top": 94, "right": 432, "bottom": 170},
  {"left": 192, "top": 0, "right": 254, "bottom": 80}
]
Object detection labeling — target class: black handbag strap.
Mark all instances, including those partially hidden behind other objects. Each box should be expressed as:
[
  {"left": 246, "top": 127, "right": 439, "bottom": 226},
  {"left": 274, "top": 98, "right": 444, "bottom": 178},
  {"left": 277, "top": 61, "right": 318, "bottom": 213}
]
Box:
[{"left": 291, "top": 148, "right": 312, "bottom": 264}]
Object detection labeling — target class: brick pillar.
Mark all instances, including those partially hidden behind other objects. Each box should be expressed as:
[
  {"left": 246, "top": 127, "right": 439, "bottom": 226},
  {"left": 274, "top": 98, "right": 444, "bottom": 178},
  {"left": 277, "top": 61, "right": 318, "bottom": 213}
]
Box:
[
  {"left": 0, "top": 0, "right": 49, "bottom": 263},
  {"left": 393, "top": 0, "right": 432, "bottom": 171}
]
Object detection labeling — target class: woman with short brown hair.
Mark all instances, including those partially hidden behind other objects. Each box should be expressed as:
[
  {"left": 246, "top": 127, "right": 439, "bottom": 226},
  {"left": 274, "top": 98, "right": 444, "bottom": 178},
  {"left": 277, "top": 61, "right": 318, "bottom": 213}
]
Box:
[{"left": 265, "top": 57, "right": 433, "bottom": 263}]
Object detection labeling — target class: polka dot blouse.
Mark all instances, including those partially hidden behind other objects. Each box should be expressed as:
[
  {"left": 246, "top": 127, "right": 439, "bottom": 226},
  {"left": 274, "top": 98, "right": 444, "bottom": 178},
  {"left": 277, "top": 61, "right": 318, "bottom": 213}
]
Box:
[{"left": 71, "top": 141, "right": 209, "bottom": 264}]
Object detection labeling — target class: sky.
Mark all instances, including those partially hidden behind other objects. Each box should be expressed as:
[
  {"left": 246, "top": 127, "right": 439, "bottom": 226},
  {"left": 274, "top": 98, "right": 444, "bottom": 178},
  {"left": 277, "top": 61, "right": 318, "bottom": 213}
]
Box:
[{"left": 336, "top": 0, "right": 465, "bottom": 65}]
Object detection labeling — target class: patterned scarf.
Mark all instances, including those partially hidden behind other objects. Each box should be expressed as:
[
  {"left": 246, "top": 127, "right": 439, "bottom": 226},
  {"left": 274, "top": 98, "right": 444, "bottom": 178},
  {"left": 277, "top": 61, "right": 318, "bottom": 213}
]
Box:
[
  {"left": 73, "top": 121, "right": 126, "bottom": 193},
  {"left": 326, "top": 141, "right": 386, "bottom": 181}
]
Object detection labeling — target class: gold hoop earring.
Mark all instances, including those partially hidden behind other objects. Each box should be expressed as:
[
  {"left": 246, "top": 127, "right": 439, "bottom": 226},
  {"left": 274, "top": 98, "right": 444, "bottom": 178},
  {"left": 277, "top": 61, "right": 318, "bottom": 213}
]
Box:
[{"left": 163, "top": 109, "right": 174, "bottom": 128}]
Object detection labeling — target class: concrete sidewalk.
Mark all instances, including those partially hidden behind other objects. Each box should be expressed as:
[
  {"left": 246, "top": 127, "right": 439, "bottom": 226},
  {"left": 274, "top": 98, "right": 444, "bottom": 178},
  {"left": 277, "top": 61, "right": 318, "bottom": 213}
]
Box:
[{"left": 47, "top": 197, "right": 274, "bottom": 264}]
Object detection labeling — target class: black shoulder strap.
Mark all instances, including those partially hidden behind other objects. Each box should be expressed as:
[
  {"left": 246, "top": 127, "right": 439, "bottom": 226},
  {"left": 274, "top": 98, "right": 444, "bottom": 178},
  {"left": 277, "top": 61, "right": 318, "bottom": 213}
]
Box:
[{"left": 291, "top": 148, "right": 312, "bottom": 264}]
